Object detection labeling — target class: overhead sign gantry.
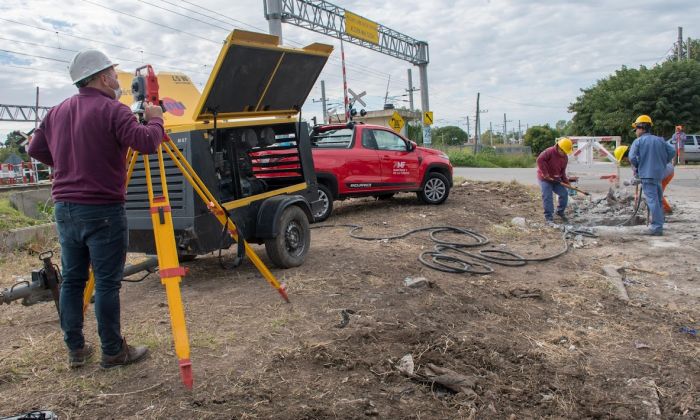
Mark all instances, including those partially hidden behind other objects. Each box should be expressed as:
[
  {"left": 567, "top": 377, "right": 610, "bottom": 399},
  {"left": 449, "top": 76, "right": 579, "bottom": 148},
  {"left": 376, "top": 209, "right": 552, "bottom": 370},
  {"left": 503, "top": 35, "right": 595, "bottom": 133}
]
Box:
[{"left": 264, "top": 0, "right": 433, "bottom": 145}]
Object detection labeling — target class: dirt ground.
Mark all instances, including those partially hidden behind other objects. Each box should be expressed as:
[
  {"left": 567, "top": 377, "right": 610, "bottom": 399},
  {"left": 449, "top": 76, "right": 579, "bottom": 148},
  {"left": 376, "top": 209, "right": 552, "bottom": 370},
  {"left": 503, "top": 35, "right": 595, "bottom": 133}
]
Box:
[{"left": 0, "top": 181, "right": 698, "bottom": 419}]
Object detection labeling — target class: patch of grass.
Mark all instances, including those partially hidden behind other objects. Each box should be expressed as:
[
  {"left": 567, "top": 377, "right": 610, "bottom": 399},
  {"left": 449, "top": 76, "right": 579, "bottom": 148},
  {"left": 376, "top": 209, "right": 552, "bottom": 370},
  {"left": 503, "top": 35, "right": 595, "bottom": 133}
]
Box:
[
  {"left": 269, "top": 317, "right": 288, "bottom": 330},
  {"left": 447, "top": 149, "right": 535, "bottom": 168},
  {"left": 190, "top": 331, "right": 221, "bottom": 350},
  {"left": 0, "top": 198, "right": 44, "bottom": 231}
]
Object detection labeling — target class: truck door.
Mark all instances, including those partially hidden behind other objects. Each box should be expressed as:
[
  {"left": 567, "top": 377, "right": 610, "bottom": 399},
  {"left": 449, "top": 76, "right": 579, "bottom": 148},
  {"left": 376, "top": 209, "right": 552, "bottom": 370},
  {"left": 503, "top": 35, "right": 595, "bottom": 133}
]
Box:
[
  {"left": 372, "top": 129, "right": 420, "bottom": 190},
  {"left": 339, "top": 128, "right": 382, "bottom": 193},
  {"left": 314, "top": 127, "right": 381, "bottom": 194}
]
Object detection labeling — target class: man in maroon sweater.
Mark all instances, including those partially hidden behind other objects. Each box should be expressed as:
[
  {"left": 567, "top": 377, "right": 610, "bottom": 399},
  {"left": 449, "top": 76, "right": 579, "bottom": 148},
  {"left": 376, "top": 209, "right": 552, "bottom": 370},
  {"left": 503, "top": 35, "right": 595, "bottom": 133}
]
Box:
[
  {"left": 28, "top": 50, "right": 164, "bottom": 369},
  {"left": 536, "top": 138, "right": 575, "bottom": 224}
]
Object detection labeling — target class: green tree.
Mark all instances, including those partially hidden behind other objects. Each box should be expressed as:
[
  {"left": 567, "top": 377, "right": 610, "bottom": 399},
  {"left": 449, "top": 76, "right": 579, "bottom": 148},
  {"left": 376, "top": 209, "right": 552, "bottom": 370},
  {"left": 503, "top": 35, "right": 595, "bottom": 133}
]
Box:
[
  {"left": 687, "top": 38, "right": 700, "bottom": 61},
  {"left": 1, "top": 130, "right": 29, "bottom": 162},
  {"left": 432, "top": 125, "right": 467, "bottom": 145},
  {"left": 524, "top": 125, "right": 557, "bottom": 156},
  {"left": 5, "top": 130, "right": 25, "bottom": 148},
  {"left": 479, "top": 129, "right": 504, "bottom": 145},
  {"left": 555, "top": 120, "right": 574, "bottom": 136},
  {"left": 569, "top": 60, "right": 700, "bottom": 143}
]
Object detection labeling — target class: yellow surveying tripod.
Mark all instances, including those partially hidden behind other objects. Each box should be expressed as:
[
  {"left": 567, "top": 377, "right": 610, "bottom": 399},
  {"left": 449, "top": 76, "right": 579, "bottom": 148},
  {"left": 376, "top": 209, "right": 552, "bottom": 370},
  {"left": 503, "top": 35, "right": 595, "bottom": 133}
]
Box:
[{"left": 82, "top": 136, "right": 290, "bottom": 389}]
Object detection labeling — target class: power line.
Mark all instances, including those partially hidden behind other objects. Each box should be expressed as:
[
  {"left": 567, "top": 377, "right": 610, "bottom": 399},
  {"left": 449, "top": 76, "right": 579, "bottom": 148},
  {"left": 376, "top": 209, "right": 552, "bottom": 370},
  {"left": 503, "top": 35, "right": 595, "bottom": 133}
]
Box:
[
  {"left": 0, "top": 36, "right": 210, "bottom": 75},
  {"left": 136, "top": 0, "right": 234, "bottom": 33},
  {"left": 481, "top": 94, "right": 564, "bottom": 109},
  {"left": 80, "top": 0, "right": 222, "bottom": 44},
  {"left": 180, "top": 0, "right": 267, "bottom": 33},
  {"left": 151, "top": 0, "right": 249, "bottom": 32},
  {"left": 0, "top": 17, "right": 210, "bottom": 69},
  {"left": 0, "top": 49, "right": 70, "bottom": 63},
  {"left": 2, "top": 64, "right": 66, "bottom": 75}
]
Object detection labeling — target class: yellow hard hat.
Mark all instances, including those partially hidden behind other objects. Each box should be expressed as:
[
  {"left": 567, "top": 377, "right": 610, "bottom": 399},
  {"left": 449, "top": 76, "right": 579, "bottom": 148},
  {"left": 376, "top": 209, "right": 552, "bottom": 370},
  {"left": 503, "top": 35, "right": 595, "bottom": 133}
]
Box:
[
  {"left": 631, "top": 114, "right": 653, "bottom": 128},
  {"left": 557, "top": 137, "right": 573, "bottom": 155},
  {"left": 614, "top": 145, "right": 629, "bottom": 163}
]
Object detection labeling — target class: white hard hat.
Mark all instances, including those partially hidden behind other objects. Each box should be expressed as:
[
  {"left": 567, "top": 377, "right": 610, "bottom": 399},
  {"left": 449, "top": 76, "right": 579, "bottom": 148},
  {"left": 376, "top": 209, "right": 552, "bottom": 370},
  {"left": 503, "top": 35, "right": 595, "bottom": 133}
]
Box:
[{"left": 68, "top": 49, "right": 118, "bottom": 85}]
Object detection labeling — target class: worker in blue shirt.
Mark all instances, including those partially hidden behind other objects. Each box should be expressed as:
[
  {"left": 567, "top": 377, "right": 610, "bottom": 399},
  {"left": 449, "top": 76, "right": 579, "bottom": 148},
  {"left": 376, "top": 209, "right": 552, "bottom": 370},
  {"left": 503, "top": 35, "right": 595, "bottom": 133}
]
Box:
[{"left": 628, "top": 115, "right": 676, "bottom": 236}]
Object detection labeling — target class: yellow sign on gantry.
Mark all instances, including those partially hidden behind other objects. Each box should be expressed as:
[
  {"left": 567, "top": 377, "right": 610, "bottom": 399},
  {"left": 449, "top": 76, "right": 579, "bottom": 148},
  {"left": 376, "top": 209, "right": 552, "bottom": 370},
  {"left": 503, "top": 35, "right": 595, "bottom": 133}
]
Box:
[{"left": 344, "top": 10, "right": 379, "bottom": 44}]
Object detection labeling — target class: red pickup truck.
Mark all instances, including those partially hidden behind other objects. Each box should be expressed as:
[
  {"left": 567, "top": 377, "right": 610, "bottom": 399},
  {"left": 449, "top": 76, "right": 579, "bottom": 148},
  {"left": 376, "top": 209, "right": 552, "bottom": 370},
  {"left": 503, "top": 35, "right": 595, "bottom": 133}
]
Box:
[{"left": 309, "top": 123, "right": 453, "bottom": 221}]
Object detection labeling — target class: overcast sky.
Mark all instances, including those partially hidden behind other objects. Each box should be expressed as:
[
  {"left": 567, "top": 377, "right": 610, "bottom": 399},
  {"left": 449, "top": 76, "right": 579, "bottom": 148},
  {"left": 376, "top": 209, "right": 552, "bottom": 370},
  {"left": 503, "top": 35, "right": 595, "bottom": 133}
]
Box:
[{"left": 1, "top": 0, "right": 697, "bottom": 140}]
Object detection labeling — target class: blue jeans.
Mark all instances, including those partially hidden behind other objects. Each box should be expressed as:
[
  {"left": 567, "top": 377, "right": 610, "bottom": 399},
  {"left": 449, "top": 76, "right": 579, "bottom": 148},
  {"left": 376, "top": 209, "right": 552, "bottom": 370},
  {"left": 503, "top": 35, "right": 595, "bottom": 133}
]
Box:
[
  {"left": 641, "top": 178, "right": 664, "bottom": 233},
  {"left": 539, "top": 180, "right": 568, "bottom": 221},
  {"left": 54, "top": 202, "right": 127, "bottom": 356}
]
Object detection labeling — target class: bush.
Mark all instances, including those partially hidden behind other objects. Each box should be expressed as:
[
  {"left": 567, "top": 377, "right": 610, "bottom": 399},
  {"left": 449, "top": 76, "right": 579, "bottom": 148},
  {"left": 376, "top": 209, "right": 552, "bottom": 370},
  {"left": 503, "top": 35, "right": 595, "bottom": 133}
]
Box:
[{"left": 524, "top": 125, "right": 557, "bottom": 156}]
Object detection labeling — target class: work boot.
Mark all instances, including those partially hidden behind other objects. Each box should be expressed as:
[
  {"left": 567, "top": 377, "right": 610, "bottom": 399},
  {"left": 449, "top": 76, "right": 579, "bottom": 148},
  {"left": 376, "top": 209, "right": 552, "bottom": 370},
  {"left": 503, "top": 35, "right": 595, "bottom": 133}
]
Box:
[
  {"left": 101, "top": 338, "right": 148, "bottom": 369},
  {"left": 69, "top": 343, "right": 94, "bottom": 368},
  {"left": 556, "top": 212, "right": 569, "bottom": 223},
  {"left": 641, "top": 229, "right": 663, "bottom": 236}
]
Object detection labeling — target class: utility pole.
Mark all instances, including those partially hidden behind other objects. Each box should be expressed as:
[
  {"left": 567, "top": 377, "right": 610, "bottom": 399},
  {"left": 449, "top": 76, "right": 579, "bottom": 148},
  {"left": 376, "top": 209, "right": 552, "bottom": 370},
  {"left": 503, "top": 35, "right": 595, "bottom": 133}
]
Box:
[
  {"left": 340, "top": 38, "right": 350, "bottom": 121},
  {"left": 320, "top": 80, "right": 328, "bottom": 124},
  {"left": 465, "top": 116, "right": 470, "bottom": 142},
  {"left": 417, "top": 42, "right": 431, "bottom": 146},
  {"left": 34, "top": 87, "right": 40, "bottom": 130},
  {"left": 688, "top": 37, "right": 692, "bottom": 61},
  {"left": 475, "top": 93, "right": 481, "bottom": 152},
  {"left": 407, "top": 69, "right": 414, "bottom": 111},
  {"left": 265, "top": 0, "right": 283, "bottom": 44},
  {"left": 489, "top": 121, "right": 493, "bottom": 146},
  {"left": 502, "top": 113, "right": 513, "bottom": 144},
  {"left": 677, "top": 27, "right": 683, "bottom": 61},
  {"left": 383, "top": 75, "right": 391, "bottom": 106},
  {"left": 518, "top": 120, "right": 522, "bottom": 142}
]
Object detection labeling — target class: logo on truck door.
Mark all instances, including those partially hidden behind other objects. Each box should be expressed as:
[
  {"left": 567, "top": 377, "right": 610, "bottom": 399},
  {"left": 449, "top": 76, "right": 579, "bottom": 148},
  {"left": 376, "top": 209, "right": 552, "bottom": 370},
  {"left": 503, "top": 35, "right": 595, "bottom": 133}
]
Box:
[{"left": 393, "top": 161, "right": 409, "bottom": 175}]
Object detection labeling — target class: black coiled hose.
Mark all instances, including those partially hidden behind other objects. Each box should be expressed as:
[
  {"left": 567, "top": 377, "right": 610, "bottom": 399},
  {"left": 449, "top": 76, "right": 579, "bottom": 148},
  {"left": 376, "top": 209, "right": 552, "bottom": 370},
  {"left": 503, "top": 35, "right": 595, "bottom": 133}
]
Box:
[{"left": 312, "top": 224, "right": 592, "bottom": 275}]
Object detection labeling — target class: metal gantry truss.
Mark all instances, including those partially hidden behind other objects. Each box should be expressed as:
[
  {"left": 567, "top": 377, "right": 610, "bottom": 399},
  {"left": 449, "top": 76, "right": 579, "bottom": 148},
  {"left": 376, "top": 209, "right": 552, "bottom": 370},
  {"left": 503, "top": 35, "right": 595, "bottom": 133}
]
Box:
[
  {"left": 266, "top": 0, "right": 429, "bottom": 65},
  {"left": 0, "top": 104, "right": 51, "bottom": 122},
  {"left": 264, "top": 0, "right": 433, "bottom": 144}
]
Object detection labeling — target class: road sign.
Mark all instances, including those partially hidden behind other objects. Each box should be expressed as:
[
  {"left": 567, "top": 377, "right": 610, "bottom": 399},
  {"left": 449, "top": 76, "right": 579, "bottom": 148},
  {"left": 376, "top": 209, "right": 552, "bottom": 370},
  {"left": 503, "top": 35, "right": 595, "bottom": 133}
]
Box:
[
  {"left": 423, "top": 111, "right": 433, "bottom": 125},
  {"left": 344, "top": 11, "right": 379, "bottom": 45},
  {"left": 389, "top": 111, "right": 404, "bottom": 133},
  {"left": 348, "top": 88, "right": 367, "bottom": 107}
]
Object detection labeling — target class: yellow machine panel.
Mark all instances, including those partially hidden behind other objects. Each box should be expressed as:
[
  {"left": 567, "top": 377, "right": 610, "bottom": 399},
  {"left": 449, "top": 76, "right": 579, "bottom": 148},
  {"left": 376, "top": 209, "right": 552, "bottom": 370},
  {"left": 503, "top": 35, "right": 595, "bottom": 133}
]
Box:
[{"left": 194, "top": 30, "right": 333, "bottom": 121}]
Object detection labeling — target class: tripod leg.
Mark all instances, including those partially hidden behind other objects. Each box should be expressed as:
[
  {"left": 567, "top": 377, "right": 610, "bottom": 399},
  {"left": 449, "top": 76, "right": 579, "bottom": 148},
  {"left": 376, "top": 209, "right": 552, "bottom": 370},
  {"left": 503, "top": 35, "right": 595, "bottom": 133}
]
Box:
[
  {"left": 161, "top": 140, "right": 289, "bottom": 302},
  {"left": 82, "top": 269, "right": 95, "bottom": 315},
  {"left": 143, "top": 148, "right": 193, "bottom": 389}
]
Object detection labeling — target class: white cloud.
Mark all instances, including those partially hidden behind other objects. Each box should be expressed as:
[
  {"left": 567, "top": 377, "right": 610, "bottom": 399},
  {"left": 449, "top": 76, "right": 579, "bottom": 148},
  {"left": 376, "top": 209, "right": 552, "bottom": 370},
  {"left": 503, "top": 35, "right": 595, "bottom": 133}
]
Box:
[{"left": 0, "top": 0, "right": 698, "bottom": 138}]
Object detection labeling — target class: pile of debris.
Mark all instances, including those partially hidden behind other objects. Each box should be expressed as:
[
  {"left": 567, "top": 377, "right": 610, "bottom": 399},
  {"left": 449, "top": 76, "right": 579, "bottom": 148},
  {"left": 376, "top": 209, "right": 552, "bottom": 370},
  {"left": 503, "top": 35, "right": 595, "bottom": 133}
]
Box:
[{"left": 570, "top": 186, "right": 647, "bottom": 227}]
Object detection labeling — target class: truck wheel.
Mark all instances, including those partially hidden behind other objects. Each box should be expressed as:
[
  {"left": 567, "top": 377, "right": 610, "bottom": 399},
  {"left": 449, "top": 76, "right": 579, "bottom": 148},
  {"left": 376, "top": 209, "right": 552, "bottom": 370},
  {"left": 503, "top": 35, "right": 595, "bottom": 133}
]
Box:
[
  {"left": 314, "top": 184, "right": 333, "bottom": 222},
  {"left": 418, "top": 172, "right": 450, "bottom": 204},
  {"left": 265, "top": 206, "right": 310, "bottom": 268}
]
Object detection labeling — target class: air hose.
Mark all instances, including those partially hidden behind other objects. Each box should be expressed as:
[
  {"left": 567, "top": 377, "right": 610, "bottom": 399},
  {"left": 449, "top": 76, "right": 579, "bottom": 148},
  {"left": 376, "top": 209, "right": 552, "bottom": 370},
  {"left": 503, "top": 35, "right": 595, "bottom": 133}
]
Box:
[
  {"left": 618, "top": 183, "right": 644, "bottom": 226},
  {"left": 312, "top": 224, "right": 594, "bottom": 275}
]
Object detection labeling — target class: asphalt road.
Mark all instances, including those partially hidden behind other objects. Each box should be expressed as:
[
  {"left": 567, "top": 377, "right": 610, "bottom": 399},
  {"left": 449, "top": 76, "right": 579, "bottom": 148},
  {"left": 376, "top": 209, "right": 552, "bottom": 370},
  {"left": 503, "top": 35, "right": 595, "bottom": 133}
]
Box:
[{"left": 455, "top": 163, "right": 700, "bottom": 200}]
